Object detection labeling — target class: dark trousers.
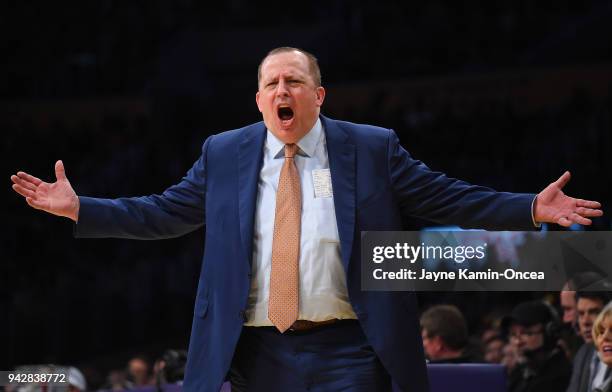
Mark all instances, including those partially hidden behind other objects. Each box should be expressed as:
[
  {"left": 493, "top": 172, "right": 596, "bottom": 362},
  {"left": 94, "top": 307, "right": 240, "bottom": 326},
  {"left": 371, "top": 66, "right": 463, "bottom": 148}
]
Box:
[{"left": 229, "top": 320, "right": 392, "bottom": 392}]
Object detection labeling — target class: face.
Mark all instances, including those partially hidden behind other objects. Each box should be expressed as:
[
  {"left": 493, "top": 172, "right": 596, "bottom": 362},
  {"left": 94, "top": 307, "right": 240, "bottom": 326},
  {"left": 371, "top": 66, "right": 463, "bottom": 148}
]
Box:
[
  {"left": 128, "top": 359, "right": 149, "bottom": 384},
  {"left": 501, "top": 342, "right": 520, "bottom": 369},
  {"left": 560, "top": 290, "right": 577, "bottom": 325},
  {"left": 509, "top": 323, "right": 544, "bottom": 354},
  {"left": 595, "top": 316, "right": 612, "bottom": 366},
  {"left": 421, "top": 329, "right": 441, "bottom": 360},
  {"left": 484, "top": 339, "right": 505, "bottom": 363},
  {"left": 256, "top": 51, "right": 325, "bottom": 144},
  {"left": 577, "top": 298, "right": 604, "bottom": 343}
]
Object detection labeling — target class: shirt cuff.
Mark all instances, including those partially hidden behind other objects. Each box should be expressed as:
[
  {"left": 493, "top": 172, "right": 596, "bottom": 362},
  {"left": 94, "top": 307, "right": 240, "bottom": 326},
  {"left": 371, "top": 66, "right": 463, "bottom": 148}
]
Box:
[{"left": 531, "top": 196, "right": 542, "bottom": 228}]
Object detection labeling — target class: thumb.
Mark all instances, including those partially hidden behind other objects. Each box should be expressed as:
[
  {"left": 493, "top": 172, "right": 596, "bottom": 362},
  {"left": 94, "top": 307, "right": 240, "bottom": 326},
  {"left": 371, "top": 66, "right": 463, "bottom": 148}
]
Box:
[
  {"left": 55, "top": 160, "right": 67, "bottom": 181},
  {"left": 554, "top": 171, "right": 571, "bottom": 189}
]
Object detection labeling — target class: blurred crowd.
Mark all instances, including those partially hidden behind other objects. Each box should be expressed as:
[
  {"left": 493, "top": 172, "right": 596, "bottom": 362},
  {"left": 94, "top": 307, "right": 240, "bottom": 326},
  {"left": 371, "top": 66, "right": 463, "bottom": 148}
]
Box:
[
  {"left": 7, "top": 350, "right": 187, "bottom": 392},
  {"left": 419, "top": 273, "right": 612, "bottom": 392}
]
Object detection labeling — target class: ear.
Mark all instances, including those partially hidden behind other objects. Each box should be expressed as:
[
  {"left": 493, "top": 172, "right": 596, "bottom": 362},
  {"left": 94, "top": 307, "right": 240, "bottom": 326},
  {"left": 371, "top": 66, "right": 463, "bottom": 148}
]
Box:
[
  {"left": 315, "top": 86, "right": 325, "bottom": 107},
  {"left": 255, "top": 91, "right": 262, "bottom": 113}
]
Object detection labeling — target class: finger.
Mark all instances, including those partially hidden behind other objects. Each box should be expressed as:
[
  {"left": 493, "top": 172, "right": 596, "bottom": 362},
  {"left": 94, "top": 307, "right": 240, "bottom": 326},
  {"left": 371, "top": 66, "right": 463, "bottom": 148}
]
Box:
[
  {"left": 16, "top": 171, "right": 42, "bottom": 186},
  {"left": 26, "top": 197, "right": 47, "bottom": 210},
  {"left": 557, "top": 216, "right": 572, "bottom": 227},
  {"left": 55, "top": 160, "right": 67, "bottom": 181},
  {"left": 576, "top": 207, "right": 604, "bottom": 218},
  {"left": 570, "top": 213, "right": 592, "bottom": 225},
  {"left": 11, "top": 175, "right": 38, "bottom": 191},
  {"left": 12, "top": 184, "right": 37, "bottom": 199},
  {"left": 576, "top": 199, "right": 602, "bottom": 209},
  {"left": 554, "top": 171, "right": 571, "bottom": 189}
]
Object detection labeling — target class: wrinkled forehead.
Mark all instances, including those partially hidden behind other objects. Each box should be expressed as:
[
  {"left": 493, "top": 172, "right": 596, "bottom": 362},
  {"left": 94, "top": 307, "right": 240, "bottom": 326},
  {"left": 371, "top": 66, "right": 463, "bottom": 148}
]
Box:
[{"left": 259, "top": 52, "right": 312, "bottom": 82}]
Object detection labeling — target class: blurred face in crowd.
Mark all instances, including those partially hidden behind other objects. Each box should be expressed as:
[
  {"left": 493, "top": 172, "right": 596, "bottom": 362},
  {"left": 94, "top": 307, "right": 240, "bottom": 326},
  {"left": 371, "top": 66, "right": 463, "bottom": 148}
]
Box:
[
  {"left": 421, "top": 329, "right": 442, "bottom": 360},
  {"left": 560, "top": 290, "right": 577, "bottom": 325},
  {"left": 595, "top": 316, "right": 612, "bottom": 366},
  {"left": 256, "top": 50, "right": 325, "bottom": 144},
  {"left": 484, "top": 338, "right": 505, "bottom": 363},
  {"left": 501, "top": 342, "right": 521, "bottom": 370},
  {"left": 509, "top": 323, "right": 544, "bottom": 354},
  {"left": 577, "top": 297, "right": 604, "bottom": 343},
  {"left": 128, "top": 358, "right": 149, "bottom": 386}
]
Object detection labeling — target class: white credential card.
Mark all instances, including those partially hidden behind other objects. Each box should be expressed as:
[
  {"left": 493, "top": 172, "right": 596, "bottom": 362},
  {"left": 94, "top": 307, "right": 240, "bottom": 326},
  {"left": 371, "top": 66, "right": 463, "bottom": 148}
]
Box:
[{"left": 312, "top": 169, "right": 333, "bottom": 198}]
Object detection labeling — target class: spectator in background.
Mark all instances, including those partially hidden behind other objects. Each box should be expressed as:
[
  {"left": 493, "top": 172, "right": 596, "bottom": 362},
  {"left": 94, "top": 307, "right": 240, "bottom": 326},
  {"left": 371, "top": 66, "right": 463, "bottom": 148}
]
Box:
[
  {"left": 577, "top": 293, "right": 610, "bottom": 345},
  {"left": 560, "top": 273, "right": 612, "bottom": 361},
  {"left": 153, "top": 349, "right": 187, "bottom": 387},
  {"left": 67, "top": 367, "right": 87, "bottom": 392},
  {"left": 568, "top": 293, "right": 612, "bottom": 392},
  {"left": 420, "top": 304, "right": 479, "bottom": 363},
  {"left": 502, "top": 341, "right": 522, "bottom": 374},
  {"left": 559, "top": 286, "right": 583, "bottom": 361},
  {"left": 484, "top": 334, "right": 506, "bottom": 364},
  {"left": 592, "top": 302, "right": 612, "bottom": 392},
  {"left": 561, "top": 287, "right": 578, "bottom": 327},
  {"left": 103, "top": 369, "right": 134, "bottom": 391},
  {"left": 505, "top": 300, "right": 571, "bottom": 392},
  {"left": 128, "top": 355, "right": 152, "bottom": 387}
]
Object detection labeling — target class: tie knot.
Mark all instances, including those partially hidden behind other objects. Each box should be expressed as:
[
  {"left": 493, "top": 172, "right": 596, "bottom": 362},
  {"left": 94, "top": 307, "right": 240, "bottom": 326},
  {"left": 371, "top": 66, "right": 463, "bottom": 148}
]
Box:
[{"left": 284, "top": 144, "right": 298, "bottom": 158}]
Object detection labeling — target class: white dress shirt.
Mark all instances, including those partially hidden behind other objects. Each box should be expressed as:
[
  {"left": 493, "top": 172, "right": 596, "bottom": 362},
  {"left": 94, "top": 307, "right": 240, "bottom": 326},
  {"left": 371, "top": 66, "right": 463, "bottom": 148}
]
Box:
[{"left": 244, "top": 118, "right": 358, "bottom": 326}]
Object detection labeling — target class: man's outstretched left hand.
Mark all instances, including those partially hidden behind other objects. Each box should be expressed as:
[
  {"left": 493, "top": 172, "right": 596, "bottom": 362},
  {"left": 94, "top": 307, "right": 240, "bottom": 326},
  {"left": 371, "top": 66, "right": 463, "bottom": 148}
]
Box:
[{"left": 534, "top": 171, "right": 603, "bottom": 227}]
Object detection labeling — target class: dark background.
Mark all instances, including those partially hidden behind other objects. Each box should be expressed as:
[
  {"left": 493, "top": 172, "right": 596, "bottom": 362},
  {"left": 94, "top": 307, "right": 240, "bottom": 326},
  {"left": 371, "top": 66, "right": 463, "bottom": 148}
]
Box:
[{"left": 2, "top": 0, "right": 611, "bottom": 387}]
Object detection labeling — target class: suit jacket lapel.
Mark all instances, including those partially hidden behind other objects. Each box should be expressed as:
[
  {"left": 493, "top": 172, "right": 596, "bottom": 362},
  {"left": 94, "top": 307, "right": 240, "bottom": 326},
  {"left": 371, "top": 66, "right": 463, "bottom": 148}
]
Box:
[
  {"left": 322, "top": 116, "right": 356, "bottom": 272},
  {"left": 238, "top": 122, "right": 266, "bottom": 269}
]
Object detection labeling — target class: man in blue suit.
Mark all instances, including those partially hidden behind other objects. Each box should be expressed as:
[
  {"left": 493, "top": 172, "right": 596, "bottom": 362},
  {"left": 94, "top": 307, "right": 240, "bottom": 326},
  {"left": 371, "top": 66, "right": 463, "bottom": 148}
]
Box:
[{"left": 11, "top": 47, "right": 603, "bottom": 392}]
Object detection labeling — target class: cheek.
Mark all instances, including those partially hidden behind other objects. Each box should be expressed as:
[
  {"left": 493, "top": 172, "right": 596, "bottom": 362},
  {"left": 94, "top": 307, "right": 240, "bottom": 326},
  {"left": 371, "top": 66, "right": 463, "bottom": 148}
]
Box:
[{"left": 263, "top": 103, "right": 276, "bottom": 116}]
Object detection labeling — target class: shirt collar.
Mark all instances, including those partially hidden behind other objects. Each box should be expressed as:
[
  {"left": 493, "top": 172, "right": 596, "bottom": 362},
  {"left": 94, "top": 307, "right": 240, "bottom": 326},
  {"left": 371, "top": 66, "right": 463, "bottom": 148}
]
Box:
[{"left": 266, "top": 118, "right": 322, "bottom": 159}]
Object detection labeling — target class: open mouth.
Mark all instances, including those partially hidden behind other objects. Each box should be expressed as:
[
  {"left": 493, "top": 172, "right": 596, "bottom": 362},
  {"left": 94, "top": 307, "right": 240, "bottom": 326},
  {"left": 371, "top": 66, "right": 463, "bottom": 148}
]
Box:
[
  {"left": 277, "top": 106, "right": 294, "bottom": 121},
  {"left": 603, "top": 346, "right": 612, "bottom": 353}
]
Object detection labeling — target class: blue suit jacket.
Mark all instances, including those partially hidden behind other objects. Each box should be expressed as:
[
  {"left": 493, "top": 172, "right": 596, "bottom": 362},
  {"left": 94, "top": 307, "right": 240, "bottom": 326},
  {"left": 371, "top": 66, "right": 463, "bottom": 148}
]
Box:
[{"left": 75, "top": 116, "right": 536, "bottom": 392}]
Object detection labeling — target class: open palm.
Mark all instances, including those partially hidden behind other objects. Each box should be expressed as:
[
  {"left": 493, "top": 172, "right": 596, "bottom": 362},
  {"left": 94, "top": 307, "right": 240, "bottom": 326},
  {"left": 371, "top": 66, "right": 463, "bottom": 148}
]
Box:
[
  {"left": 11, "top": 160, "right": 79, "bottom": 221},
  {"left": 534, "top": 171, "right": 603, "bottom": 227}
]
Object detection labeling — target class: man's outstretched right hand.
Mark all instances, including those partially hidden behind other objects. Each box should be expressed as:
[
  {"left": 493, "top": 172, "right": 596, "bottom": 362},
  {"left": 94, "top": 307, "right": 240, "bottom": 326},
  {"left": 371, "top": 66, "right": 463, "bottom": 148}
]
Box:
[{"left": 11, "top": 160, "right": 80, "bottom": 222}]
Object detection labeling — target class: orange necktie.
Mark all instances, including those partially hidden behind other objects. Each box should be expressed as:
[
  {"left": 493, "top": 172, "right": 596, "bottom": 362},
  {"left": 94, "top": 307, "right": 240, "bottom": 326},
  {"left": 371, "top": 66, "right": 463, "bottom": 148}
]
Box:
[{"left": 268, "top": 143, "right": 301, "bottom": 332}]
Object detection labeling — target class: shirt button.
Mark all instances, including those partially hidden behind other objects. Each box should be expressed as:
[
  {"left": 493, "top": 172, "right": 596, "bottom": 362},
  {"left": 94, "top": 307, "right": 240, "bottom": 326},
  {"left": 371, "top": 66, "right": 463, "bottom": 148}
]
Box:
[{"left": 239, "top": 310, "right": 247, "bottom": 322}]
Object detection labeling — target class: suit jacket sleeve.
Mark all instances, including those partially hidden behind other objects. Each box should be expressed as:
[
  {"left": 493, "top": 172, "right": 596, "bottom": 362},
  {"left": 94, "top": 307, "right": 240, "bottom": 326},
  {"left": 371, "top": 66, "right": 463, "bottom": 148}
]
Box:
[
  {"left": 74, "top": 136, "right": 211, "bottom": 239},
  {"left": 386, "top": 129, "right": 537, "bottom": 230}
]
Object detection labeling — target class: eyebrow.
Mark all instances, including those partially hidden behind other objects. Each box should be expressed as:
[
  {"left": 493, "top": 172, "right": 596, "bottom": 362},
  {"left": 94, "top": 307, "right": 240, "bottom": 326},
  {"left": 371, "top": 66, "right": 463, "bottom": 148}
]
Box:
[{"left": 264, "top": 74, "right": 306, "bottom": 84}]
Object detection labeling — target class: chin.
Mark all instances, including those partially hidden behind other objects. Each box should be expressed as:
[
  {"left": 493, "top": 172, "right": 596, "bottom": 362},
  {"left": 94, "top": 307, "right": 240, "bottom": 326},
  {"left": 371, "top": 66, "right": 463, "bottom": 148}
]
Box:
[
  {"left": 276, "top": 131, "right": 298, "bottom": 144},
  {"left": 276, "top": 127, "right": 305, "bottom": 143},
  {"left": 601, "top": 353, "right": 612, "bottom": 367}
]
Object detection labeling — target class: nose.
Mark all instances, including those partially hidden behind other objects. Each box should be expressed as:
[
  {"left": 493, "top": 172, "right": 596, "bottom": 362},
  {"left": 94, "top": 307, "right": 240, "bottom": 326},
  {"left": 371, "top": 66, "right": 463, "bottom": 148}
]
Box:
[{"left": 275, "top": 78, "right": 290, "bottom": 97}]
